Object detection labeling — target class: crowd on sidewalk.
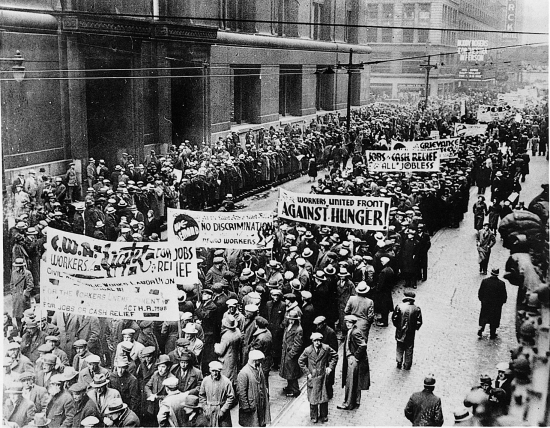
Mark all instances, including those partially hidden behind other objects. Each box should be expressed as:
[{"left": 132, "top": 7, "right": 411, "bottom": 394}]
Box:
[{"left": 4, "top": 92, "right": 549, "bottom": 427}]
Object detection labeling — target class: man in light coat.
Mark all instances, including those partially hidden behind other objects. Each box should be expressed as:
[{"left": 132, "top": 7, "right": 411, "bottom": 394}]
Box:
[
  {"left": 344, "top": 281, "right": 375, "bottom": 342},
  {"left": 298, "top": 332, "right": 338, "bottom": 423},
  {"left": 19, "top": 371, "right": 50, "bottom": 413},
  {"left": 198, "top": 361, "right": 235, "bottom": 427},
  {"left": 214, "top": 315, "right": 242, "bottom": 385},
  {"left": 236, "top": 350, "right": 271, "bottom": 427},
  {"left": 4, "top": 382, "right": 36, "bottom": 428}
]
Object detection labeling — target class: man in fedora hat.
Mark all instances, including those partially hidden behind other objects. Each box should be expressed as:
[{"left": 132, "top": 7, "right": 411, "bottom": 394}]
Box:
[
  {"left": 45, "top": 374, "right": 75, "bottom": 427},
  {"left": 69, "top": 381, "right": 101, "bottom": 427},
  {"left": 280, "top": 309, "right": 303, "bottom": 398},
  {"left": 236, "top": 350, "right": 271, "bottom": 427},
  {"left": 183, "top": 323, "right": 204, "bottom": 367},
  {"left": 404, "top": 375, "right": 444, "bottom": 426},
  {"left": 336, "top": 267, "right": 355, "bottom": 336},
  {"left": 181, "top": 395, "right": 209, "bottom": 427},
  {"left": 4, "top": 382, "right": 37, "bottom": 428},
  {"left": 298, "top": 332, "right": 338, "bottom": 423},
  {"left": 476, "top": 223, "right": 496, "bottom": 275},
  {"left": 215, "top": 315, "right": 242, "bottom": 384},
  {"left": 392, "top": 291, "right": 423, "bottom": 370},
  {"left": 266, "top": 289, "right": 286, "bottom": 371},
  {"left": 345, "top": 281, "right": 375, "bottom": 342},
  {"left": 170, "top": 352, "right": 203, "bottom": 396},
  {"left": 36, "top": 354, "right": 62, "bottom": 389},
  {"left": 311, "top": 270, "right": 331, "bottom": 321},
  {"left": 478, "top": 268, "right": 507, "bottom": 339},
  {"left": 198, "top": 360, "right": 235, "bottom": 426},
  {"left": 338, "top": 315, "right": 369, "bottom": 411},
  {"left": 86, "top": 373, "right": 121, "bottom": 418},
  {"left": 453, "top": 408, "right": 474, "bottom": 426},
  {"left": 375, "top": 256, "right": 395, "bottom": 327},
  {"left": 195, "top": 288, "right": 219, "bottom": 374},
  {"left": 10, "top": 257, "right": 34, "bottom": 328},
  {"left": 103, "top": 397, "right": 140, "bottom": 427},
  {"left": 109, "top": 359, "right": 140, "bottom": 415},
  {"left": 249, "top": 316, "right": 273, "bottom": 387},
  {"left": 26, "top": 412, "right": 52, "bottom": 428},
  {"left": 143, "top": 355, "right": 175, "bottom": 424}
]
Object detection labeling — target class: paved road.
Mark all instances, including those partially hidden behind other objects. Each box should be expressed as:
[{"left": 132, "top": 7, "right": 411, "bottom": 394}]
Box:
[{"left": 273, "top": 156, "right": 549, "bottom": 426}]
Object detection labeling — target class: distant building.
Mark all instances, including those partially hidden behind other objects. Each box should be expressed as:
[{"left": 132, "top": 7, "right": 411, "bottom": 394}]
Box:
[{"left": 1, "top": 0, "right": 372, "bottom": 183}]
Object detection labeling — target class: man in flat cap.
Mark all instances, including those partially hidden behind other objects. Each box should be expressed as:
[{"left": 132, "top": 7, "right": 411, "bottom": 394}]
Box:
[
  {"left": 20, "top": 371, "right": 49, "bottom": 413},
  {"left": 109, "top": 359, "right": 140, "bottom": 415},
  {"left": 299, "top": 332, "right": 338, "bottom": 423},
  {"left": 236, "top": 350, "right": 271, "bottom": 427},
  {"left": 46, "top": 374, "right": 75, "bottom": 427},
  {"left": 143, "top": 354, "right": 175, "bottom": 425},
  {"left": 69, "top": 381, "right": 101, "bottom": 427},
  {"left": 392, "top": 291, "right": 423, "bottom": 370},
  {"left": 157, "top": 377, "right": 186, "bottom": 427},
  {"left": 170, "top": 352, "right": 203, "bottom": 396},
  {"left": 199, "top": 360, "right": 235, "bottom": 426},
  {"left": 404, "top": 375, "right": 444, "bottom": 426},
  {"left": 4, "top": 381, "right": 36, "bottom": 428}
]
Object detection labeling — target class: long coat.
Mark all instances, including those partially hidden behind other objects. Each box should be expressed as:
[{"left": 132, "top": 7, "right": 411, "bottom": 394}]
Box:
[
  {"left": 52, "top": 312, "right": 80, "bottom": 361},
  {"left": 478, "top": 276, "right": 507, "bottom": 327},
  {"left": 215, "top": 328, "right": 242, "bottom": 384},
  {"left": 404, "top": 390, "right": 444, "bottom": 426},
  {"left": 144, "top": 371, "right": 176, "bottom": 417},
  {"left": 298, "top": 344, "right": 338, "bottom": 405},
  {"left": 392, "top": 299, "right": 423, "bottom": 345},
  {"left": 249, "top": 328, "right": 273, "bottom": 374},
  {"left": 279, "top": 323, "right": 303, "bottom": 380},
  {"left": 344, "top": 295, "right": 375, "bottom": 341},
  {"left": 198, "top": 375, "right": 235, "bottom": 427},
  {"left": 72, "top": 395, "right": 101, "bottom": 428},
  {"left": 10, "top": 267, "right": 34, "bottom": 319},
  {"left": 46, "top": 390, "right": 75, "bottom": 428},
  {"left": 266, "top": 300, "right": 286, "bottom": 358},
  {"left": 374, "top": 266, "right": 395, "bottom": 315},
  {"left": 3, "top": 396, "right": 36, "bottom": 428},
  {"left": 341, "top": 325, "right": 370, "bottom": 390},
  {"left": 236, "top": 364, "right": 271, "bottom": 427},
  {"left": 26, "top": 384, "right": 50, "bottom": 413}
]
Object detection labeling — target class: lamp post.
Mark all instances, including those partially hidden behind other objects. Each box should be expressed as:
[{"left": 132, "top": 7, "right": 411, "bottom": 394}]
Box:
[{"left": 419, "top": 55, "right": 437, "bottom": 111}]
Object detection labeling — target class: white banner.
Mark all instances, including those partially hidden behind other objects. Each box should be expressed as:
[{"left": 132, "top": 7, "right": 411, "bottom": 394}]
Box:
[
  {"left": 41, "top": 268, "right": 180, "bottom": 320},
  {"left": 365, "top": 150, "right": 440, "bottom": 172},
  {"left": 278, "top": 189, "right": 390, "bottom": 231},
  {"left": 44, "top": 229, "right": 199, "bottom": 281},
  {"left": 454, "top": 123, "right": 488, "bottom": 136},
  {"left": 167, "top": 208, "right": 275, "bottom": 249},
  {"left": 391, "top": 137, "right": 460, "bottom": 159}
]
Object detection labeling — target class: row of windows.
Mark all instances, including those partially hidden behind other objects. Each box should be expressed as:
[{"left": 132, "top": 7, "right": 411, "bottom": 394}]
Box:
[
  {"left": 367, "top": 28, "right": 430, "bottom": 44},
  {"left": 367, "top": 3, "right": 431, "bottom": 22}
]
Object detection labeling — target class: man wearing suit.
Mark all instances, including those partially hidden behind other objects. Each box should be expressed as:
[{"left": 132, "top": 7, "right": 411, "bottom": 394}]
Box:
[
  {"left": 279, "top": 309, "right": 303, "bottom": 398},
  {"left": 78, "top": 354, "right": 110, "bottom": 386},
  {"left": 19, "top": 371, "right": 50, "bottom": 413},
  {"left": 170, "top": 352, "right": 203, "bottom": 395},
  {"left": 86, "top": 373, "right": 122, "bottom": 418},
  {"left": 3, "top": 382, "right": 36, "bottom": 428},
  {"left": 52, "top": 311, "right": 80, "bottom": 362},
  {"left": 36, "top": 354, "right": 62, "bottom": 389},
  {"left": 392, "top": 291, "right": 423, "bottom": 370},
  {"left": 46, "top": 374, "right": 75, "bottom": 427},
  {"left": 338, "top": 314, "right": 370, "bottom": 410},
  {"left": 478, "top": 268, "right": 507, "bottom": 339}
]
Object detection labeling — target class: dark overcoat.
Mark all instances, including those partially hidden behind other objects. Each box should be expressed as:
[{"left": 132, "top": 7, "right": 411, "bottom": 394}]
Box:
[
  {"left": 478, "top": 276, "right": 507, "bottom": 327},
  {"left": 341, "top": 325, "right": 370, "bottom": 390},
  {"left": 279, "top": 323, "right": 303, "bottom": 380}
]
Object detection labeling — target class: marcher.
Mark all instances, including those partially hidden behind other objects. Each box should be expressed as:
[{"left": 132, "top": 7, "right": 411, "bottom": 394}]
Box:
[
  {"left": 392, "top": 291, "right": 423, "bottom": 370},
  {"left": 478, "top": 268, "right": 507, "bottom": 339},
  {"left": 344, "top": 281, "right": 375, "bottom": 342},
  {"left": 404, "top": 375, "right": 444, "bottom": 426},
  {"left": 298, "top": 332, "right": 338, "bottom": 423},
  {"left": 4, "top": 381, "right": 37, "bottom": 428},
  {"left": 279, "top": 309, "right": 303, "bottom": 398},
  {"left": 181, "top": 395, "right": 209, "bottom": 427},
  {"left": 103, "top": 398, "right": 141, "bottom": 427},
  {"left": 236, "top": 350, "right": 271, "bottom": 427},
  {"left": 476, "top": 223, "right": 496, "bottom": 275},
  {"left": 45, "top": 374, "right": 75, "bottom": 428},
  {"left": 69, "top": 381, "right": 101, "bottom": 427},
  {"left": 198, "top": 361, "right": 235, "bottom": 427},
  {"left": 338, "top": 314, "right": 369, "bottom": 411}
]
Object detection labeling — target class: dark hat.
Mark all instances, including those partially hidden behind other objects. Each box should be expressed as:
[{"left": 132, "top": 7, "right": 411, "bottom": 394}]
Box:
[
  {"left": 403, "top": 291, "right": 416, "bottom": 299},
  {"left": 423, "top": 375, "right": 436, "bottom": 387},
  {"left": 182, "top": 394, "right": 201, "bottom": 409},
  {"left": 480, "top": 374, "right": 492, "bottom": 384},
  {"left": 177, "top": 352, "right": 193, "bottom": 362},
  {"left": 141, "top": 346, "right": 156, "bottom": 357},
  {"left": 491, "top": 268, "right": 499, "bottom": 276},
  {"left": 104, "top": 398, "right": 128, "bottom": 415},
  {"left": 176, "top": 338, "right": 190, "bottom": 347},
  {"left": 90, "top": 373, "right": 109, "bottom": 388},
  {"left": 69, "top": 381, "right": 89, "bottom": 393}
]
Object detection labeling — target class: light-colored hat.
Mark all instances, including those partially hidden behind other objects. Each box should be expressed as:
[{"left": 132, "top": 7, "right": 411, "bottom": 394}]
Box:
[
  {"left": 85, "top": 354, "right": 101, "bottom": 364},
  {"left": 344, "top": 314, "right": 358, "bottom": 323},
  {"left": 208, "top": 360, "right": 223, "bottom": 371},
  {"left": 301, "top": 290, "right": 312, "bottom": 300},
  {"left": 104, "top": 398, "right": 128, "bottom": 415},
  {"left": 248, "top": 350, "right": 265, "bottom": 361},
  {"left": 310, "top": 332, "right": 323, "bottom": 341},
  {"left": 90, "top": 373, "right": 109, "bottom": 388},
  {"left": 183, "top": 324, "right": 198, "bottom": 335},
  {"left": 80, "top": 416, "right": 100, "bottom": 427},
  {"left": 355, "top": 281, "right": 371, "bottom": 294},
  {"left": 121, "top": 328, "right": 136, "bottom": 336},
  {"left": 244, "top": 304, "right": 259, "bottom": 313},
  {"left": 29, "top": 413, "right": 52, "bottom": 427},
  {"left": 6, "top": 382, "right": 24, "bottom": 394}
]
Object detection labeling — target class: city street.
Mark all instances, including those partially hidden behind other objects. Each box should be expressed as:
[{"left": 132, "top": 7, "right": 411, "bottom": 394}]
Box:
[{"left": 231, "top": 157, "right": 549, "bottom": 426}]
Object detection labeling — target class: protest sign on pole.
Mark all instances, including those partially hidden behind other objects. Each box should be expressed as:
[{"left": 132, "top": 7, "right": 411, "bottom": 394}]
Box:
[
  {"left": 41, "top": 268, "right": 180, "bottom": 320},
  {"left": 167, "top": 208, "right": 275, "bottom": 249},
  {"left": 365, "top": 150, "right": 440, "bottom": 172},
  {"left": 454, "top": 123, "right": 488, "bottom": 136},
  {"left": 43, "top": 228, "right": 199, "bottom": 281},
  {"left": 391, "top": 137, "right": 460, "bottom": 159},
  {"left": 277, "top": 189, "right": 391, "bottom": 231}
]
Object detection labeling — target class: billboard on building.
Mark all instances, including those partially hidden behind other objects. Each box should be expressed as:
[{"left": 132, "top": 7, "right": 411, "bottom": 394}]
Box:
[
  {"left": 503, "top": 0, "right": 518, "bottom": 40},
  {"left": 457, "top": 40, "right": 489, "bottom": 62}
]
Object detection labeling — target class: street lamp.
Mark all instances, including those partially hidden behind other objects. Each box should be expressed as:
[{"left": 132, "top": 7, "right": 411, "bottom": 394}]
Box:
[{"left": 419, "top": 55, "right": 437, "bottom": 111}]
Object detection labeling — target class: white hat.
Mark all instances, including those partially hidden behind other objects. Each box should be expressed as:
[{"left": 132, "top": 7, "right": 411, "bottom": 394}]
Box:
[{"left": 248, "top": 350, "right": 265, "bottom": 361}]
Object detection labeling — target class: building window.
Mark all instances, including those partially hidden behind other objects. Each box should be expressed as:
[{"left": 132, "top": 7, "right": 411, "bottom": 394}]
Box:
[
  {"left": 366, "top": 28, "right": 378, "bottom": 43},
  {"left": 367, "top": 3, "right": 378, "bottom": 21},
  {"left": 232, "top": 65, "right": 260, "bottom": 124},
  {"left": 403, "top": 3, "right": 415, "bottom": 20},
  {"left": 371, "top": 54, "right": 391, "bottom": 73},
  {"left": 403, "top": 28, "right": 414, "bottom": 43},
  {"left": 418, "top": 29, "right": 429, "bottom": 43},
  {"left": 279, "top": 65, "right": 301, "bottom": 116},
  {"left": 278, "top": 0, "right": 298, "bottom": 37},
  {"left": 418, "top": 3, "right": 430, "bottom": 21},
  {"left": 312, "top": 0, "right": 331, "bottom": 41},
  {"left": 381, "top": 28, "right": 393, "bottom": 43},
  {"left": 345, "top": 6, "right": 359, "bottom": 44},
  {"left": 382, "top": 4, "right": 394, "bottom": 20}
]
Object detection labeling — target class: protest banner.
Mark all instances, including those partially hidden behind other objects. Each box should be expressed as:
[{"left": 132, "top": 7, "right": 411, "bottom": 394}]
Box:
[
  {"left": 40, "top": 268, "right": 180, "bottom": 320},
  {"left": 391, "top": 137, "right": 460, "bottom": 159},
  {"left": 167, "top": 208, "right": 275, "bottom": 249},
  {"left": 278, "top": 189, "right": 390, "bottom": 231},
  {"left": 454, "top": 123, "right": 488, "bottom": 136},
  {"left": 365, "top": 150, "right": 440, "bottom": 172},
  {"left": 43, "top": 228, "right": 199, "bottom": 282}
]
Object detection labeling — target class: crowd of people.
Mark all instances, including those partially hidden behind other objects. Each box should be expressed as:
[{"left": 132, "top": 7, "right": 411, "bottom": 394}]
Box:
[{"left": 3, "top": 90, "right": 548, "bottom": 427}]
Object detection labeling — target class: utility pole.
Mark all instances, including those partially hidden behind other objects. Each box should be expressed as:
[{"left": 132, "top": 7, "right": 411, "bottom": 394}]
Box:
[
  {"left": 346, "top": 49, "right": 353, "bottom": 132},
  {"left": 419, "top": 55, "right": 437, "bottom": 111}
]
